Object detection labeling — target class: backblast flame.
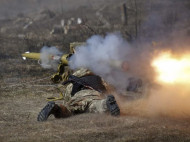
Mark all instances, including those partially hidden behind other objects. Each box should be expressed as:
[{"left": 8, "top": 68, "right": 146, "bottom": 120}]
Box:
[{"left": 152, "top": 52, "right": 190, "bottom": 84}]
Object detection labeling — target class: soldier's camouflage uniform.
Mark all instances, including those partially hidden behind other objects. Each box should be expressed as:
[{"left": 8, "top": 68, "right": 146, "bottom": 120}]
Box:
[
  {"left": 37, "top": 68, "right": 120, "bottom": 121},
  {"left": 62, "top": 68, "right": 108, "bottom": 114}
]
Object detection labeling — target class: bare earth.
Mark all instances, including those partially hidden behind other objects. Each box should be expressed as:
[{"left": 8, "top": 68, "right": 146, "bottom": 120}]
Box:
[
  {"left": 1, "top": 64, "right": 190, "bottom": 142},
  {"left": 0, "top": 91, "right": 190, "bottom": 142}
]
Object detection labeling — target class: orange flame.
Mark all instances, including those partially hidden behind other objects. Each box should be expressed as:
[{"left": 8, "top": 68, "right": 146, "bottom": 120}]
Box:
[{"left": 152, "top": 52, "right": 190, "bottom": 84}]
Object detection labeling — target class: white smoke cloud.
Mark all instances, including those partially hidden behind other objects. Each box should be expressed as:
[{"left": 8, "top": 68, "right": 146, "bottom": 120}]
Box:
[
  {"left": 69, "top": 33, "right": 142, "bottom": 90},
  {"left": 40, "top": 46, "right": 62, "bottom": 70}
]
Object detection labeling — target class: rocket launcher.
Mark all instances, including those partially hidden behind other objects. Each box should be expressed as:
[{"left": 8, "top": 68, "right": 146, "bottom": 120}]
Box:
[
  {"left": 22, "top": 51, "right": 73, "bottom": 84},
  {"left": 22, "top": 51, "right": 70, "bottom": 65}
]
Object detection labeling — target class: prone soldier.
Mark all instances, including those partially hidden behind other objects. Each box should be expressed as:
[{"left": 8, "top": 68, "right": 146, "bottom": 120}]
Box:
[{"left": 37, "top": 68, "right": 120, "bottom": 121}]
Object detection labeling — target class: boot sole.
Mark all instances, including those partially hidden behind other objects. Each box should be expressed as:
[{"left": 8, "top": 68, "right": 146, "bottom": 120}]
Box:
[
  {"left": 106, "top": 95, "right": 120, "bottom": 116},
  {"left": 37, "top": 101, "right": 55, "bottom": 121}
]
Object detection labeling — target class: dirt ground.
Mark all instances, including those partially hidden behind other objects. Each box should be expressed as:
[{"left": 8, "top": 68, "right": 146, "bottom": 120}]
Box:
[
  {"left": 1, "top": 85, "right": 190, "bottom": 142},
  {"left": 1, "top": 0, "right": 190, "bottom": 141}
]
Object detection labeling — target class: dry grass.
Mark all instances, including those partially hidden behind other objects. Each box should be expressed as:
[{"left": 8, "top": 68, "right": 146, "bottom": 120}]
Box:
[{"left": 1, "top": 88, "right": 190, "bottom": 142}]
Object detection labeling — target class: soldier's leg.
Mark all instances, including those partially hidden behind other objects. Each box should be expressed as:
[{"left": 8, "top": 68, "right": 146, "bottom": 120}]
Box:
[
  {"left": 68, "top": 90, "right": 120, "bottom": 116},
  {"left": 67, "top": 89, "right": 103, "bottom": 113},
  {"left": 88, "top": 98, "right": 107, "bottom": 113},
  {"left": 88, "top": 95, "right": 120, "bottom": 116}
]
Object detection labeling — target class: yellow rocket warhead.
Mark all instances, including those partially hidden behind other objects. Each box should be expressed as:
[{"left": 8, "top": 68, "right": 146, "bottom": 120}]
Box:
[{"left": 22, "top": 52, "right": 41, "bottom": 60}]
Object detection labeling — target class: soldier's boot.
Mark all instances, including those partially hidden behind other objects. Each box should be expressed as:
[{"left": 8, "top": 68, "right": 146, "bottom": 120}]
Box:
[
  {"left": 37, "top": 101, "right": 71, "bottom": 122},
  {"left": 106, "top": 95, "right": 120, "bottom": 116},
  {"left": 37, "top": 101, "right": 55, "bottom": 121}
]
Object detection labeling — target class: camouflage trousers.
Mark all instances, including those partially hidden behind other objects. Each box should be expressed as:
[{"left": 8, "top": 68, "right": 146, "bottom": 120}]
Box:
[{"left": 63, "top": 87, "right": 108, "bottom": 114}]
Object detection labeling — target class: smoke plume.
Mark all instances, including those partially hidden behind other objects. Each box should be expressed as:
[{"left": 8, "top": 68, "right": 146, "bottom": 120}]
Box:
[
  {"left": 69, "top": 33, "right": 152, "bottom": 91},
  {"left": 40, "top": 46, "right": 62, "bottom": 70}
]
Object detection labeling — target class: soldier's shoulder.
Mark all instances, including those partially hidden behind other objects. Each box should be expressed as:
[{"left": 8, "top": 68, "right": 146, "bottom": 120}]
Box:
[{"left": 73, "top": 68, "right": 92, "bottom": 77}]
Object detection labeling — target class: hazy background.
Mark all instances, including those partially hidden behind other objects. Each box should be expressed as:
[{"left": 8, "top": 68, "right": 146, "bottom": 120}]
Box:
[{"left": 0, "top": 0, "right": 126, "bottom": 19}]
